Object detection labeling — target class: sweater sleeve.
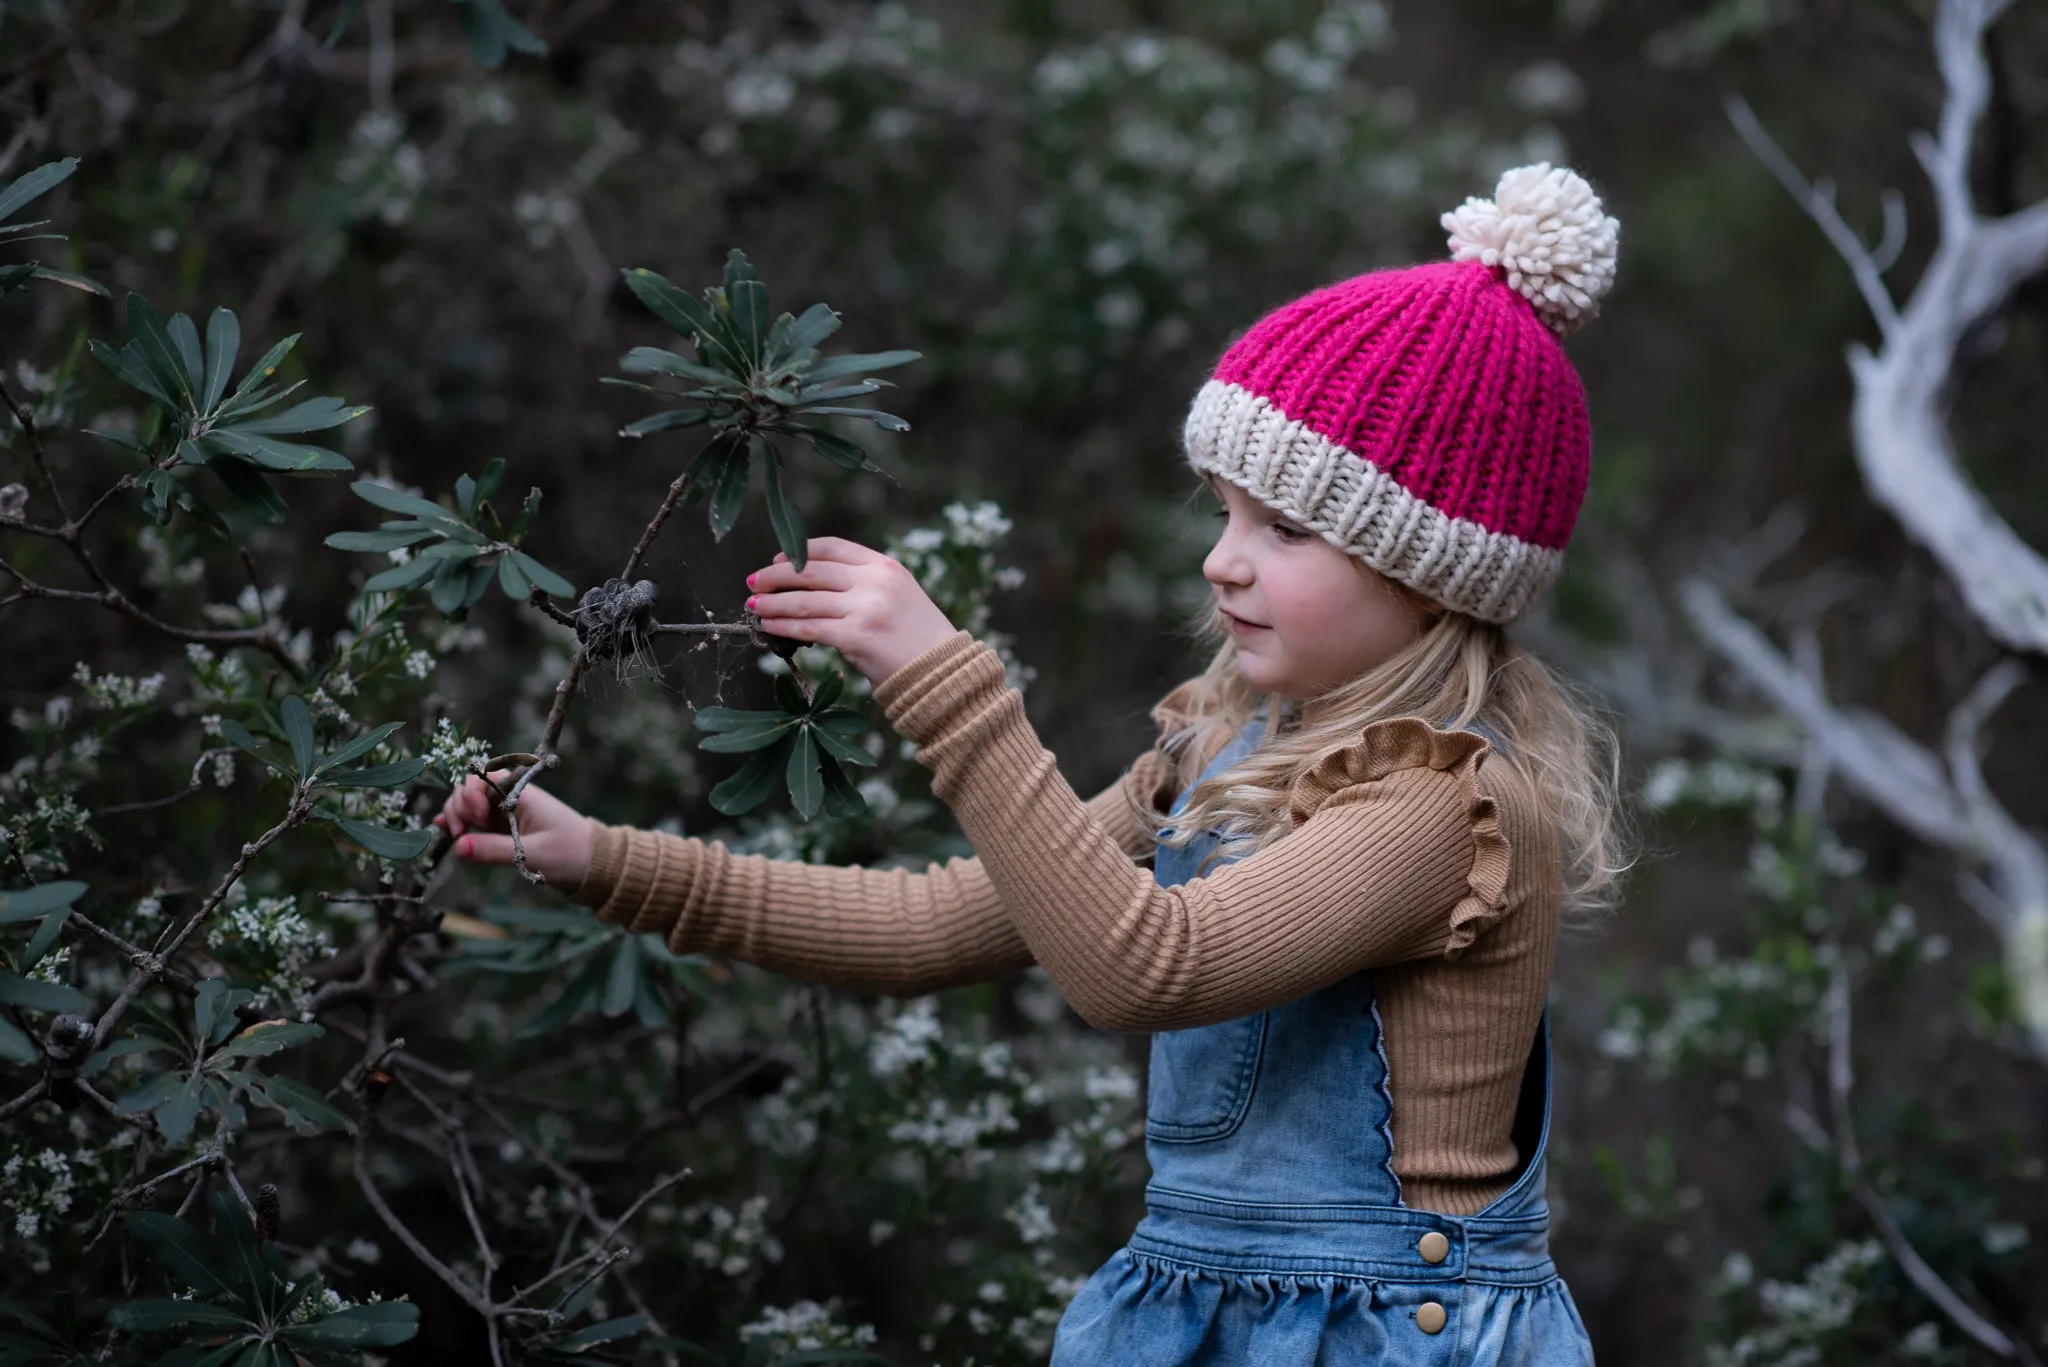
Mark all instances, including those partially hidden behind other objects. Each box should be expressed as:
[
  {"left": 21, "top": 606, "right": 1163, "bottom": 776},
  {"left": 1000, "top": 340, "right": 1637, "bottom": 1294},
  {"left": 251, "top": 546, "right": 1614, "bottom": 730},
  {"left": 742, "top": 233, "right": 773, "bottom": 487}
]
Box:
[
  {"left": 872, "top": 631, "right": 1513, "bottom": 1033},
  {"left": 562, "top": 706, "right": 1179, "bottom": 997}
]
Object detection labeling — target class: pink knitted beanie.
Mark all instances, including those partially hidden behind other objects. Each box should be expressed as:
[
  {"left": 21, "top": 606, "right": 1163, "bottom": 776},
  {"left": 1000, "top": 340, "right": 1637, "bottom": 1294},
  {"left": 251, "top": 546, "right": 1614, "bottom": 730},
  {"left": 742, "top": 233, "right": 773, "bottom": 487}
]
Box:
[{"left": 1184, "top": 162, "right": 1620, "bottom": 624}]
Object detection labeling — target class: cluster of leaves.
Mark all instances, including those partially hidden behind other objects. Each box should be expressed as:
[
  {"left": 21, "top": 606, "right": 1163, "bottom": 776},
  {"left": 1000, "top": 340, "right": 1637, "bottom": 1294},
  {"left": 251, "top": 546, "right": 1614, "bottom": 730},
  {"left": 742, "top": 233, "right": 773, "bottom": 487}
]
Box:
[
  {"left": 108, "top": 978, "right": 354, "bottom": 1145},
  {"left": 213, "top": 694, "right": 435, "bottom": 860},
  {"left": 106, "top": 1191, "right": 419, "bottom": 1364},
  {"left": 696, "top": 668, "right": 876, "bottom": 819},
  {"left": 322, "top": 0, "right": 546, "bottom": 70},
  {"left": 447, "top": 905, "right": 713, "bottom": 1036},
  {"left": 325, "top": 461, "right": 572, "bottom": 619},
  {"left": 0, "top": 157, "right": 107, "bottom": 298},
  {"left": 90, "top": 294, "right": 370, "bottom": 534},
  {"left": 611, "top": 250, "right": 918, "bottom": 572}
]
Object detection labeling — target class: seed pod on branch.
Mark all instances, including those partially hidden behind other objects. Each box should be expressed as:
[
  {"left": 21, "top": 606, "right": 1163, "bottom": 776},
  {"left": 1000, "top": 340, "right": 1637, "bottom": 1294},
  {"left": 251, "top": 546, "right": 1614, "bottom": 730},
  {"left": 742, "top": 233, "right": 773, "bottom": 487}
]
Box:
[
  {"left": 571, "top": 577, "right": 661, "bottom": 681},
  {"left": 254, "top": 1183, "right": 281, "bottom": 1242}
]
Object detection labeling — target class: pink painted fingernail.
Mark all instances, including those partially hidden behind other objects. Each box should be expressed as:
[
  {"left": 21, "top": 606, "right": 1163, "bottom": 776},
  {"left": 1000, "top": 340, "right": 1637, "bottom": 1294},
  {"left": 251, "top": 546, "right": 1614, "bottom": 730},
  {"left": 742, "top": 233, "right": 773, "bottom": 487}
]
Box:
[
  {"left": 746, "top": 596, "right": 757, "bottom": 611},
  {"left": 747, "top": 573, "right": 757, "bottom": 588},
  {"left": 459, "top": 837, "right": 473, "bottom": 858}
]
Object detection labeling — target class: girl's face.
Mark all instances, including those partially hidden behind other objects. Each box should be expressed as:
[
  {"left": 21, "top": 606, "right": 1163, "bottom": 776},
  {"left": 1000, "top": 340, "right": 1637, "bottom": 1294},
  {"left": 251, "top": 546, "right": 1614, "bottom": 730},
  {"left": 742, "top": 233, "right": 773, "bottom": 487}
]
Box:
[{"left": 1201, "top": 474, "right": 1432, "bottom": 699}]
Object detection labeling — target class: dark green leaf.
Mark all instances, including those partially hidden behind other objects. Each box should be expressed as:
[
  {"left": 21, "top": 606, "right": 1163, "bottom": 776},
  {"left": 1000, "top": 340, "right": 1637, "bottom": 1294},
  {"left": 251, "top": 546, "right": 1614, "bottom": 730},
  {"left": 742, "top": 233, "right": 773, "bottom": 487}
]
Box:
[
  {"left": 498, "top": 553, "right": 532, "bottom": 599},
  {"left": 510, "top": 486, "right": 542, "bottom": 539},
  {"left": 363, "top": 554, "right": 439, "bottom": 593},
  {"left": 708, "top": 439, "right": 750, "bottom": 538},
  {"left": 797, "top": 349, "right": 921, "bottom": 385},
  {"left": 205, "top": 458, "right": 291, "bottom": 524},
  {"left": 515, "top": 953, "right": 613, "bottom": 1038},
  {"left": 601, "top": 938, "right": 639, "bottom": 1017},
  {"left": 762, "top": 442, "right": 806, "bottom": 571},
  {"left": 127, "top": 1210, "right": 239, "bottom": 1298},
  {"left": 205, "top": 1192, "right": 270, "bottom": 1302},
  {"left": 819, "top": 754, "right": 867, "bottom": 819},
  {"left": 693, "top": 705, "right": 793, "bottom": 732},
  {"left": 475, "top": 456, "right": 505, "bottom": 504},
  {"left": 203, "top": 429, "right": 352, "bottom": 472},
  {"left": 0, "top": 158, "right": 79, "bottom": 224},
  {"left": 730, "top": 278, "right": 769, "bottom": 364},
  {"left": 280, "top": 696, "right": 316, "bottom": 776},
  {"left": 773, "top": 672, "right": 808, "bottom": 716},
  {"left": 420, "top": 539, "right": 484, "bottom": 561},
  {"left": 0, "top": 881, "right": 86, "bottom": 925},
  {"left": 325, "top": 526, "right": 438, "bottom": 553},
  {"left": 0, "top": 1016, "right": 37, "bottom": 1065},
  {"left": 22, "top": 903, "right": 70, "bottom": 967},
  {"left": 320, "top": 756, "right": 427, "bottom": 789},
  {"left": 620, "top": 269, "right": 742, "bottom": 371},
  {"left": 213, "top": 1021, "right": 324, "bottom": 1062},
  {"left": 90, "top": 337, "right": 174, "bottom": 409},
  {"left": 779, "top": 303, "right": 841, "bottom": 364},
  {"left": 797, "top": 406, "right": 911, "bottom": 432},
  {"left": 697, "top": 717, "right": 798, "bottom": 752},
  {"left": 79, "top": 1036, "right": 164, "bottom": 1077},
  {"left": 456, "top": 473, "right": 478, "bottom": 518},
  {"left": 507, "top": 550, "right": 572, "bottom": 597},
  {"left": 318, "top": 721, "right": 405, "bottom": 772},
  {"left": 280, "top": 1301, "right": 421, "bottom": 1349},
  {"left": 166, "top": 313, "right": 205, "bottom": 388},
  {"left": 194, "top": 977, "right": 233, "bottom": 1043},
  {"left": 334, "top": 818, "right": 433, "bottom": 861},
  {"left": 554, "top": 1314, "right": 651, "bottom": 1350},
  {"left": 708, "top": 743, "right": 787, "bottom": 816},
  {"left": 350, "top": 480, "right": 459, "bottom": 523},
  {"left": 786, "top": 727, "right": 822, "bottom": 820},
  {"left": 107, "top": 1300, "right": 253, "bottom": 1333},
  {"left": 618, "top": 347, "right": 734, "bottom": 387},
  {"left": 155, "top": 1074, "right": 207, "bottom": 1145},
  {"left": 126, "top": 294, "right": 200, "bottom": 412},
  {"left": 26, "top": 263, "right": 110, "bottom": 296},
  {"left": 620, "top": 407, "right": 715, "bottom": 439},
  {"left": 810, "top": 721, "right": 876, "bottom": 770},
  {"left": 228, "top": 333, "right": 301, "bottom": 402},
  {"left": 790, "top": 380, "right": 886, "bottom": 404},
  {"left": 230, "top": 396, "right": 369, "bottom": 436},
  {"left": 201, "top": 308, "right": 240, "bottom": 413},
  {"left": 0, "top": 973, "right": 90, "bottom": 1013},
  {"left": 241, "top": 1072, "right": 355, "bottom": 1135}
]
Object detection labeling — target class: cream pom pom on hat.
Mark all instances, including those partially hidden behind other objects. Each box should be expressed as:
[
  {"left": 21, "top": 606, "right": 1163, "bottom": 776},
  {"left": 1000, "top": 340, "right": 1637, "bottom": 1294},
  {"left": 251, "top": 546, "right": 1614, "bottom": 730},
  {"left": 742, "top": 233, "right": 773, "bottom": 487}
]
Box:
[{"left": 1183, "top": 162, "right": 1620, "bottom": 624}]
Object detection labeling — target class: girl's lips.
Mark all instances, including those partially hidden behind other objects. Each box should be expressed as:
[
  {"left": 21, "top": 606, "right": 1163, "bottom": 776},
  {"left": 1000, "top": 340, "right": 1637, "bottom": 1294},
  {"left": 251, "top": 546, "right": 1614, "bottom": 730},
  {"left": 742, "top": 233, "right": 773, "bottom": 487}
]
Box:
[{"left": 1225, "top": 612, "right": 1268, "bottom": 632}]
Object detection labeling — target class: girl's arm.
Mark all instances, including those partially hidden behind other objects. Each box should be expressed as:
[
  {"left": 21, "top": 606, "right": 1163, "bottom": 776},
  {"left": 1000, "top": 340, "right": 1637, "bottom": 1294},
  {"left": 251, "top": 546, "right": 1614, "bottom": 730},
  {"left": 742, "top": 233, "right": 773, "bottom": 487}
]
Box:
[
  {"left": 873, "top": 631, "right": 1528, "bottom": 1033},
  {"left": 565, "top": 752, "right": 1177, "bottom": 997}
]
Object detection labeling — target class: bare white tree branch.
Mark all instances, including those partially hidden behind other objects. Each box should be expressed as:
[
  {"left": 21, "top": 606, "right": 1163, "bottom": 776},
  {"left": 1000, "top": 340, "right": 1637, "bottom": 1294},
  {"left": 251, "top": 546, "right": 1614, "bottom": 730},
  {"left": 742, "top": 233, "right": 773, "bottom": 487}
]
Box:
[
  {"left": 1679, "top": 577, "right": 2048, "bottom": 1059},
  {"left": 1732, "top": 0, "right": 2048, "bottom": 653}
]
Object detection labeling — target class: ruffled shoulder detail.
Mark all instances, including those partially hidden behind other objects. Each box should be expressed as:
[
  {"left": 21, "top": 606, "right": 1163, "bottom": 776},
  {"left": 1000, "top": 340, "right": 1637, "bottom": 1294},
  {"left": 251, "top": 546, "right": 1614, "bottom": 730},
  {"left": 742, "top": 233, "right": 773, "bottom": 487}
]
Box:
[{"left": 1287, "top": 717, "right": 1513, "bottom": 958}]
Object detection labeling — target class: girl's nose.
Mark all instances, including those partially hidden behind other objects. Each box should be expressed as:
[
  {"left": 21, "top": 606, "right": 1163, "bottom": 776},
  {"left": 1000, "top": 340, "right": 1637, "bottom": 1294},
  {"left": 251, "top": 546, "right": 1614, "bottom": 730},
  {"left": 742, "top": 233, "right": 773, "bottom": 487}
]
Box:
[{"left": 1204, "top": 527, "right": 1252, "bottom": 588}]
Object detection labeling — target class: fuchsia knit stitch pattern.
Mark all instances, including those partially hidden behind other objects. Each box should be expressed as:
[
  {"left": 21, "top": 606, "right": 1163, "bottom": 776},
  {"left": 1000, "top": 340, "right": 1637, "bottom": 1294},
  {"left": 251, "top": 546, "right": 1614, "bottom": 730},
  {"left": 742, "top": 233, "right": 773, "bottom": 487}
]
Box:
[{"left": 1183, "top": 257, "right": 1598, "bottom": 623}]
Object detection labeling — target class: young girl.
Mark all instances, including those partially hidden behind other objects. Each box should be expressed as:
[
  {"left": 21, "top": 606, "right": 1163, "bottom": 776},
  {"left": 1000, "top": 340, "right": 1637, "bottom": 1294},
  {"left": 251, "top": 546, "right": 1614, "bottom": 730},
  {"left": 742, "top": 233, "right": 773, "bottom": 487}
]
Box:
[{"left": 437, "top": 161, "right": 1628, "bottom": 1365}]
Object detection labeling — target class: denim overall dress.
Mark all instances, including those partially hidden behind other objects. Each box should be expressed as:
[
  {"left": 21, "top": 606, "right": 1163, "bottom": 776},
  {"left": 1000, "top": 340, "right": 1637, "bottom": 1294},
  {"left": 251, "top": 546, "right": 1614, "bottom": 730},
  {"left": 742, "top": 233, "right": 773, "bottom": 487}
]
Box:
[{"left": 1050, "top": 714, "right": 1594, "bottom": 1366}]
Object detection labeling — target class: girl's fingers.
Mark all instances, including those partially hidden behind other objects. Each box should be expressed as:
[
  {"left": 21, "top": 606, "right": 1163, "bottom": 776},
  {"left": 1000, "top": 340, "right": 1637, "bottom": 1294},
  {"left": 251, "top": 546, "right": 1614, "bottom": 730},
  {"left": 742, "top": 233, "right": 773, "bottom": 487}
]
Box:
[
  {"left": 456, "top": 832, "right": 520, "bottom": 866},
  {"left": 751, "top": 589, "right": 848, "bottom": 620}
]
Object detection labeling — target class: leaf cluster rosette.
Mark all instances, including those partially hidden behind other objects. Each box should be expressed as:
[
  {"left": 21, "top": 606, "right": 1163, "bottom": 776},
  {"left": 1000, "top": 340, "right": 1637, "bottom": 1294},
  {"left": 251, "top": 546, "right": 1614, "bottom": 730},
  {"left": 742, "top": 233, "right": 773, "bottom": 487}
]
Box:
[
  {"left": 610, "top": 249, "right": 920, "bottom": 572},
  {"left": 0, "top": 157, "right": 109, "bottom": 298},
  {"left": 106, "top": 1189, "right": 420, "bottom": 1363},
  {"left": 215, "top": 695, "right": 435, "bottom": 859},
  {"left": 88, "top": 294, "right": 369, "bottom": 534},
  {"left": 325, "top": 458, "right": 574, "bottom": 620},
  {"left": 695, "top": 667, "right": 876, "bottom": 819}
]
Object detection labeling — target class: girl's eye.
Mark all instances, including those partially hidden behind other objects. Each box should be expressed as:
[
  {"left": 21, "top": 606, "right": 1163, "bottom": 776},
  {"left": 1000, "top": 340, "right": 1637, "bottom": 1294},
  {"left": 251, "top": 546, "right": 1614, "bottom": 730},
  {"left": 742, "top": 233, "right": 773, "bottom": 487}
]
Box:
[{"left": 1272, "top": 523, "right": 1309, "bottom": 542}]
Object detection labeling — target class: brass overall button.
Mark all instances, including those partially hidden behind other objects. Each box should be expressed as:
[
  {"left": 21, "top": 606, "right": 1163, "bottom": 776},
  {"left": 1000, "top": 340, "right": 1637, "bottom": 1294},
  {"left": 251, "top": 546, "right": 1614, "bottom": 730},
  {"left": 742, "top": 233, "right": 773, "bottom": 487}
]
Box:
[
  {"left": 1416, "top": 1302, "right": 1448, "bottom": 1335},
  {"left": 1417, "top": 1231, "right": 1450, "bottom": 1265}
]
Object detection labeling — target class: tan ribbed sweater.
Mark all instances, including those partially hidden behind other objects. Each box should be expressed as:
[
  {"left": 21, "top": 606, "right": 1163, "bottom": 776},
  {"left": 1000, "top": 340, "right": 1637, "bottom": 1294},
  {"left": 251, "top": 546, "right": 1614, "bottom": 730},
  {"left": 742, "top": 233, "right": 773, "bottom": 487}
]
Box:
[{"left": 570, "top": 631, "right": 1559, "bottom": 1215}]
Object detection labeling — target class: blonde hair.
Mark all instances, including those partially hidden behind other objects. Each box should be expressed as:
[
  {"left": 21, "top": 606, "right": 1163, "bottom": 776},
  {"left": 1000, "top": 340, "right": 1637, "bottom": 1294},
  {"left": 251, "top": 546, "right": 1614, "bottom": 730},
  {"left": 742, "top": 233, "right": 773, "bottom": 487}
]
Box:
[{"left": 1125, "top": 519, "right": 1634, "bottom": 925}]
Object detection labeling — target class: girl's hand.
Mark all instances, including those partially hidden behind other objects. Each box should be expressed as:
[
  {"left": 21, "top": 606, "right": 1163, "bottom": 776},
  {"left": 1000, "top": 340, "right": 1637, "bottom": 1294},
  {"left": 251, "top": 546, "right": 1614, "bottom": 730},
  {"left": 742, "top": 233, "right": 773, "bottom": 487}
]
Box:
[
  {"left": 432, "top": 770, "right": 595, "bottom": 890},
  {"left": 746, "top": 537, "right": 957, "bottom": 686}
]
